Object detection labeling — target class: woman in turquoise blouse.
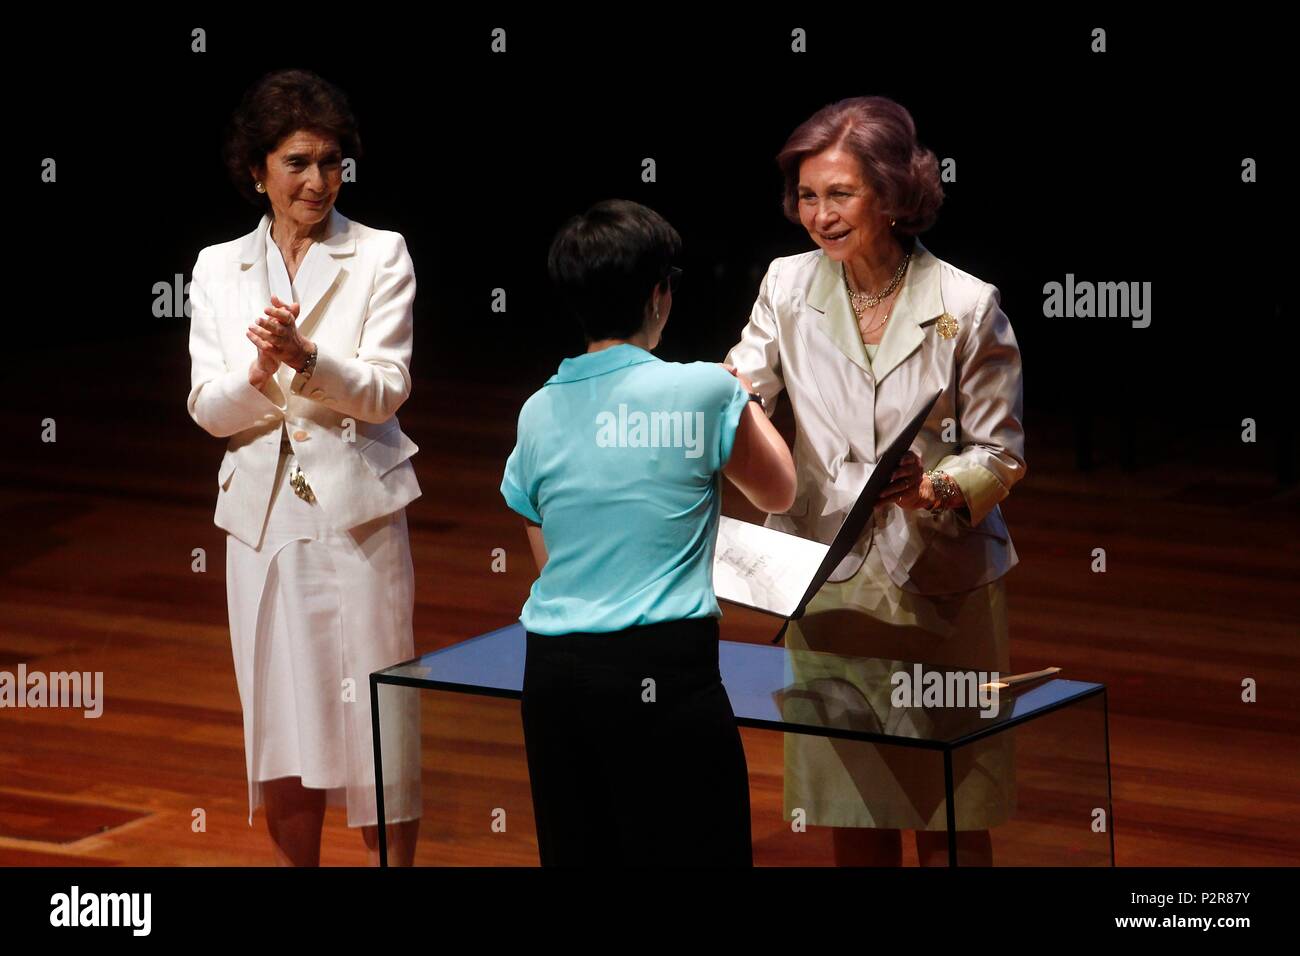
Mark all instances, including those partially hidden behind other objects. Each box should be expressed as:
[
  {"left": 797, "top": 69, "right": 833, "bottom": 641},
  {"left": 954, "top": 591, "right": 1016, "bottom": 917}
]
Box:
[{"left": 501, "top": 199, "right": 796, "bottom": 866}]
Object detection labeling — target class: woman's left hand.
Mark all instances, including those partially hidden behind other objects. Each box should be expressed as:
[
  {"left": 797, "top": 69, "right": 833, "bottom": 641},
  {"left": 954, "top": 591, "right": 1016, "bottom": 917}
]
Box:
[
  {"left": 249, "top": 295, "right": 315, "bottom": 372},
  {"left": 876, "top": 450, "right": 934, "bottom": 511}
]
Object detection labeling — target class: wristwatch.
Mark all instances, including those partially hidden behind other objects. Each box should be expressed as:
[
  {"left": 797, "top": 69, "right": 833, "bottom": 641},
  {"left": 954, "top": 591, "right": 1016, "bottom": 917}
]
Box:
[
  {"left": 300, "top": 343, "right": 318, "bottom": 380},
  {"left": 746, "top": 391, "right": 766, "bottom": 410}
]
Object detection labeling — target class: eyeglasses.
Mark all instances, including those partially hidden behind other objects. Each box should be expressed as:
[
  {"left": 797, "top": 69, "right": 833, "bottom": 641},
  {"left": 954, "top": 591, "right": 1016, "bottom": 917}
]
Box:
[{"left": 664, "top": 266, "right": 683, "bottom": 293}]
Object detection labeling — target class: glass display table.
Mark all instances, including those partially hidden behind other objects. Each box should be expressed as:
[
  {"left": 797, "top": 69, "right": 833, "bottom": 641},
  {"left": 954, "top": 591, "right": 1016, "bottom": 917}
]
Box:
[{"left": 371, "top": 621, "right": 1113, "bottom": 867}]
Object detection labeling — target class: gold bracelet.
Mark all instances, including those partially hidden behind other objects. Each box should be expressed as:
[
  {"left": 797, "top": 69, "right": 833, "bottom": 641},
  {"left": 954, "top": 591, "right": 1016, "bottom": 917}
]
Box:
[{"left": 925, "top": 470, "right": 959, "bottom": 512}]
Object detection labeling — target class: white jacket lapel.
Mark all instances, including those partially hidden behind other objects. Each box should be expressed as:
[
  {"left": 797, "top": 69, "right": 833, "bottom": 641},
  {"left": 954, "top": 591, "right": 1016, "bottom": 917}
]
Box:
[
  {"left": 870, "top": 238, "right": 946, "bottom": 383},
  {"left": 236, "top": 208, "right": 357, "bottom": 401},
  {"left": 294, "top": 208, "right": 353, "bottom": 337},
  {"left": 806, "top": 252, "right": 872, "bottom": 379}
]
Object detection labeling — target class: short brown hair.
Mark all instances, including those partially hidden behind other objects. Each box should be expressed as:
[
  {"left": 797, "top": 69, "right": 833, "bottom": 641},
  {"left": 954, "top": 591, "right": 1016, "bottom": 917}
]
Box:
[
  {"left": 221, "top": 68, "right": 362, "bottom": 210},
  {"left": 777, "top": 96, "right": 944, "bottom": 236},
  {"left": 547, "top": 199, "right": 683, "bottom": 341}
]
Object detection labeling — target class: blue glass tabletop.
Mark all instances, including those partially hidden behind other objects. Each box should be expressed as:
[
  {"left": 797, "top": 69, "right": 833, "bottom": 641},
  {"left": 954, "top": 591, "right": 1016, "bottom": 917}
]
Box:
[{"left": 375, "top": 621, "right": 1103, "bottom": 749}]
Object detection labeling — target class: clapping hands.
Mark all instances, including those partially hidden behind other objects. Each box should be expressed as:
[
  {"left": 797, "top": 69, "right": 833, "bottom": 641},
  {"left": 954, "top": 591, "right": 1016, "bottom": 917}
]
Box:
[{"left": 247, "top": 295, "right": 314, "bottom": 387}]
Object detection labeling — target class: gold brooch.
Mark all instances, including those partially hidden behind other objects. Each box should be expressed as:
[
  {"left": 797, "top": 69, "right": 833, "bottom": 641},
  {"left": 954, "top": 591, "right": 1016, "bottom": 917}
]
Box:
[
  {"left": 289, "top": 462, "right": 316, "bottom": 503},
  {"left": 936, "top": 312, "right": 959, "bottom": 339}
]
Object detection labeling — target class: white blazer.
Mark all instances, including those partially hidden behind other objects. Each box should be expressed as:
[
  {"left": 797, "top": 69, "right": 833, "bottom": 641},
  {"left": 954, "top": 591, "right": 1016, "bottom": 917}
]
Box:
[
  {"left": 186, "top": 208, "right": 421, "bottom": 549},
  {"left": 725, "top": 237, "right": 1026, "bottom": 594}
]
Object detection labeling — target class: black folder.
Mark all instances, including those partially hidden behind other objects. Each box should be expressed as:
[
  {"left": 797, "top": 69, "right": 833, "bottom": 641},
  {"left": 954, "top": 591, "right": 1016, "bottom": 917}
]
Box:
[{"left": 714, "top": 388, "right": 943, "bottom": 622}]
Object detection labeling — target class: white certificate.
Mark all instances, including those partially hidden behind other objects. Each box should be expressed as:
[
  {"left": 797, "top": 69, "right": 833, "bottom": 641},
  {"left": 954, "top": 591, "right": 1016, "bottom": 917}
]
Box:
[{"left": 713, "top": 516, "right": 830, "bottom": 618}]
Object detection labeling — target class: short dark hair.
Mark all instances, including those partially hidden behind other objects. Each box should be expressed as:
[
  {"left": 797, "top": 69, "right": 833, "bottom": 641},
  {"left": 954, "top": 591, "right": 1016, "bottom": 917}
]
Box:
[
  {"left": 221, "top": 68, "right": 362, "bottom": 211},
  {"left": 547, "top": 199, "right": 682, "bottom": 341},
  {"left": 777, "top": 96, "right": 944, "bottom": 236}
]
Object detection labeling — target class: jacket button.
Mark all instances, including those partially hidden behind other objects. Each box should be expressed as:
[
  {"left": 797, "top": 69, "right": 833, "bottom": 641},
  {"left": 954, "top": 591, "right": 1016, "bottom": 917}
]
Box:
[{"left": 292, "top": 430, "right": 309, "bottom": 441}]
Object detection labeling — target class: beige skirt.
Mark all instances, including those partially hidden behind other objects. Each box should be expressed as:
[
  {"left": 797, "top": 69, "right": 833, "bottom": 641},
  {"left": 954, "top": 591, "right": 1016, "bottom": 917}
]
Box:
[
  {"left": 224, "top": 447, "right": 422, "bottom": 828},
  {"left": 783, "top": 539, "right": 1016, "bottom": 830}
]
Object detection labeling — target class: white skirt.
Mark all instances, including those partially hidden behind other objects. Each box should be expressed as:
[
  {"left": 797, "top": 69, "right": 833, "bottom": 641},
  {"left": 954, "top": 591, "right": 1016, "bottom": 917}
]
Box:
[{"left": 225, "top": 447, "right": 422, "bottom": 828}]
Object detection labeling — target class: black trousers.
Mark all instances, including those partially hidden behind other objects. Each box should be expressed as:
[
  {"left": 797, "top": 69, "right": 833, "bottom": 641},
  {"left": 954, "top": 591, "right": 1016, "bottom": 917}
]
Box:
[{"left": 520, "top": 616, "right": 753, "bottom": 866}]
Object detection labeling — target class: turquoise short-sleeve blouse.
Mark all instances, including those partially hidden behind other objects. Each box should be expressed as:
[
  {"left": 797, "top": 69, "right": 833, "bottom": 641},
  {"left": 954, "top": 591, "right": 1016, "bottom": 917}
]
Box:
[{"left": 501, "top": 343, "right": 750, "bottom": 635}]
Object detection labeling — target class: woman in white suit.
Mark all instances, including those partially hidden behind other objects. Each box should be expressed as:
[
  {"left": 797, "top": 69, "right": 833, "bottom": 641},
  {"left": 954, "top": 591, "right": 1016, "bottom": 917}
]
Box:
[
  {"left": 186, "top": 69, "right": 421, "bottom": 865},
  {"left": 725, "top": 96, "right": 1026, "bottom": 866}
]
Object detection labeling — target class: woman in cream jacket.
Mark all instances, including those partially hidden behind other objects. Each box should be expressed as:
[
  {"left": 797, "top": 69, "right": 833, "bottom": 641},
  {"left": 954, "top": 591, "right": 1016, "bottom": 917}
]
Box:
[{"left": 726, "top": 96, "right": 1026, "bottom": 866}]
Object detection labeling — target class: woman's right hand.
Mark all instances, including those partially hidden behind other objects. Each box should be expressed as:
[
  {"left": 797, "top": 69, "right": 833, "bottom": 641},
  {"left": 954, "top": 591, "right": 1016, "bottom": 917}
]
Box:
[
  {"left": 720, "top": 362, "right": 756, "bottom": 394},
  {"left": 247, "top": 332, "right": 280, "bottom": 388}
]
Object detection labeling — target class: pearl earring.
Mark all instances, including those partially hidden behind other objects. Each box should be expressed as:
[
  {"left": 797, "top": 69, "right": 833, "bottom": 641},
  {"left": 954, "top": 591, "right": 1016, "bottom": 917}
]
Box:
[{"left": 255, "top": 182, "right": 266, "bottom": 193}]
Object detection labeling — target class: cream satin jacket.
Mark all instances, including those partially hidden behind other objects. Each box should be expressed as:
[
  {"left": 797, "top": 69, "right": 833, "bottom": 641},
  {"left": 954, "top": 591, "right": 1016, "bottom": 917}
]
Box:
[
  {"left": 186, "top": 208, "right": 421, "bottom": 549},
  {"left": 724, "top": 238, "right": 1025, "bottom": 593}
]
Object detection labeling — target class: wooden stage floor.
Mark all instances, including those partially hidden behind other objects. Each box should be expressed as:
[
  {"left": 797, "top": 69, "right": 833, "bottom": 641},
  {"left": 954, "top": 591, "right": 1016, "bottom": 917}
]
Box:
[{"left": 1, "top": 358, "right": 1296, "bottom": 866}]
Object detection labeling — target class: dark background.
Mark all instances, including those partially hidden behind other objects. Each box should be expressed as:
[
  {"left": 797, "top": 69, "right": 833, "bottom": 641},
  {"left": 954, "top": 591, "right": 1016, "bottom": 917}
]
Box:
[{"left": 11, "top": 12, "right": 1292, "bottom": 478}]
